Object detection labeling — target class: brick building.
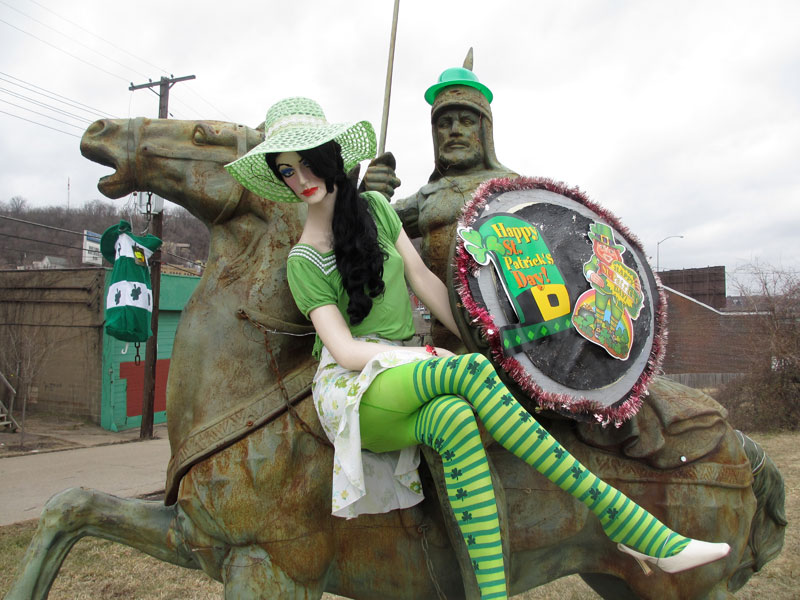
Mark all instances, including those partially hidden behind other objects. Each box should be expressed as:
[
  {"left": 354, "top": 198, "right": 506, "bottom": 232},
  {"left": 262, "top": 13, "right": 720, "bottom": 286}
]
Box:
[
  {"left": 0, "top": 268, "right": 198, "bottom": 430},
  {"left": 660, "top": 286, "right": 764, "bottom": 387},
  {"left": 659, "top": 266, "right": 727, "bottom": 309}
]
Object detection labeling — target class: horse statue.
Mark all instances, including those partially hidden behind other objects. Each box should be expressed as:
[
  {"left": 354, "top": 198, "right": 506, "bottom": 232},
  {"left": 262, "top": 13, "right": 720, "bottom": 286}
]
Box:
[{"left": 4, "top": 116, "right": 786, "bottom": 600}]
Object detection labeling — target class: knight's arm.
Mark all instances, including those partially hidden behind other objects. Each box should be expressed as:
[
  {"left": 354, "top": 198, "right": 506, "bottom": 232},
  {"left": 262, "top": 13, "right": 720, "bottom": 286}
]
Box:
[
  {"left": 361, "top": 152, "right": 401, "bottom": 199},
  {"left": 392, "top": 193, "right": 421, "bottom": 239},
  {"left": 361, "top": 152, "right": 422, "bottom": 239},
  {"left": 396, "top": 229, "right": 461, "bottom": 340}
]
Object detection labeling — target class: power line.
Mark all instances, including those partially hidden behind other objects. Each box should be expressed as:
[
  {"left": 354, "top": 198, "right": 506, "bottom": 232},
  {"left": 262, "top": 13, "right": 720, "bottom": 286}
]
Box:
[
  {"left": 0, "top": 214, "right": 206, "bottom": 269},
  {"left": 0, "top": 87, "right": 94, "bottom": 124},
  {"left": 0, "top": 108, "right": 80, "bottom": 138},
  {"left": 0, "top": 0, "right": 149, "bottom": 81},
  {"left": 13, "top": 1, "right": 232, "bottom": 122},
  {"left": 0, "top": 17, "right": 130, "bottom": 83},
  {"left": 0, "top": 214, "right": 89, "bottom": 236},
  {"left": 24, "top": 1, "right": 230, "bottom": 121},
  {"left": 164, "top": 96, "right": 202, "bottom": 120},
  {"left": 12, "top": 1, "right": 234, "bottom": 123},
  {"left": 0, "top": 231, "right": 203, "bottom": 275},
  {"left": 0, "top": 71, "right": 116, "bottom": 118},
  {"left": 25, "top": 0, "right": 171, "bottom": 75},
  {"left": 0, "top": 98, "right": 86, "bottom": 130},
  {"left": 0, "top": 229, "right": 201, "bottom": 276},
  {"left": 0, "top": 243, "right": 36, "bottom": 254},
  {"left": 183, "top": 87, "right": 232, "bottom": 121},
  {"left": 0, "top": 231, "right": 86, "bottom": 253}
]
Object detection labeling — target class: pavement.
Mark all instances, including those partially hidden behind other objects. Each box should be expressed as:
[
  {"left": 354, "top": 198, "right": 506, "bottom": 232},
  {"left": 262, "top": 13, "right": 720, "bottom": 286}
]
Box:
[{"left": 0, "top": 413, "right": 170, "bottom": 526}]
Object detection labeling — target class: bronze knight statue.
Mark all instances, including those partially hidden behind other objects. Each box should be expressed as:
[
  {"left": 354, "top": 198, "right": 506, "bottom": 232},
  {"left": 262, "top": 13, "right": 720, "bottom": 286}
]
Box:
[
  {"left": 366, "top": 50, "right": 516, "bottom": 349},
  {"left": 3, "top": 61, "right": 786, "bottom": 598}
]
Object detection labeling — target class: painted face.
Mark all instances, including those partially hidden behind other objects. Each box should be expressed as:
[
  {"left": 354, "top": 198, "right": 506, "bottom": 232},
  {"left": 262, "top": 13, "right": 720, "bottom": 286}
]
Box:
[
  {"left": 435, "top": 108, "right": 484, "bottom": 171},
  {"left": 593, "top": 240, "right": 622, "bottom": 264},
  {"left": 274, "top": 151, "right": 327, "bottom": 204}
]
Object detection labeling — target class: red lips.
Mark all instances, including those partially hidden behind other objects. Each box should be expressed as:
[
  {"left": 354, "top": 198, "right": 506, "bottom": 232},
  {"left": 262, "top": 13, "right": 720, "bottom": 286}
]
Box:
[{"left": 302, "top": 187, "right": 319, "bottom": 197}]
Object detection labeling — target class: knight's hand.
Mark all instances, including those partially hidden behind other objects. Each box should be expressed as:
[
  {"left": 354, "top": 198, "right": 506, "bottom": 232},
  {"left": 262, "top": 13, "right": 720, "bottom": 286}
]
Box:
[{"left": 361, "top": 152, "right": 401, "bottom": 198}]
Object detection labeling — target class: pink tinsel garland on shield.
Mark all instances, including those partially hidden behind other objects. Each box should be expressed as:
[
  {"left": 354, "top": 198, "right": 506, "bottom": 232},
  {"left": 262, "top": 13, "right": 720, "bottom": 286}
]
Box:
[{"left": 454, "top": 176, "right": 668, "bottom": 427}]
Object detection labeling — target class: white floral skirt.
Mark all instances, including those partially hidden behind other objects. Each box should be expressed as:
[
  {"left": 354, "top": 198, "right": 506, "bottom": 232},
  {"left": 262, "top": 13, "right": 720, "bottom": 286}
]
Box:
[{"left": 313, "top": 338, "right": 426, "bottom": 518}]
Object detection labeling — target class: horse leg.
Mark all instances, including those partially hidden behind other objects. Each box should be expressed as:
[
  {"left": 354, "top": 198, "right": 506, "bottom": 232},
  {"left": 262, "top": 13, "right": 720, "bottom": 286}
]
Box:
[
  {"left": 579, "top": 573, "right": 640, "bottom": 600},
  {"left": 582, "top": 573, "right": 737, "bottom": 600},
  {"left": 4, "top": 487, "right": 198, "bottom": 600},
  {"left": 221, "top": 545, "right": 325, "bottom": 600}
]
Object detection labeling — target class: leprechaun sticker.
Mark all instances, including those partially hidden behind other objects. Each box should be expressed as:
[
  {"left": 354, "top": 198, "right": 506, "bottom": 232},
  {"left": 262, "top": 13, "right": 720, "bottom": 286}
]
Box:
[{"left": 571, "top": 222, "right": 644, "bottom": 360}]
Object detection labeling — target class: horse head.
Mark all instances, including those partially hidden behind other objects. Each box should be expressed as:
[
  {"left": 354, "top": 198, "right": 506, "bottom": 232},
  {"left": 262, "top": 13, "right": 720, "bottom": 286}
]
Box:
[
  {"left": 81, "top": 117, "right": 314, "bottom": 502},
  {"left": 80, "top": 117, "right": 264, "bottom": 223}
]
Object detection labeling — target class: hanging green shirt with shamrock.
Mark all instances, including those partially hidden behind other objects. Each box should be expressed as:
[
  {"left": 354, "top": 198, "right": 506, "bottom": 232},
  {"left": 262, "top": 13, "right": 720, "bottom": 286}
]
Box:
[{"left": 100, "top": 220, "right": 162, "bottom": 342}]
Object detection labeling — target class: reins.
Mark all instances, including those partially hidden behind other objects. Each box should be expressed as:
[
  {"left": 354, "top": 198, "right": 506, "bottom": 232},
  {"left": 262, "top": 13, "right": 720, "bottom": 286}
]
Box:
[{"left": 237, "top": 309, "right": 332, "bottom": 448}]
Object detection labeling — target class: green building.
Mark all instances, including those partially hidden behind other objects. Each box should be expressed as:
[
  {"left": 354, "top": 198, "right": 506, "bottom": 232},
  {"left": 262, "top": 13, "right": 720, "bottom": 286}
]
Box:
[{"left": 0, "top": 268, "right": 200, "bottom": 431}]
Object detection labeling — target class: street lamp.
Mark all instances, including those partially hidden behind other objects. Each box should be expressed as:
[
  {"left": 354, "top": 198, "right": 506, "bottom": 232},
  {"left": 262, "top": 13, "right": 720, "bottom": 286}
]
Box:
[{"left": 656, "top": 235, "right": 684, "bottom": 272}]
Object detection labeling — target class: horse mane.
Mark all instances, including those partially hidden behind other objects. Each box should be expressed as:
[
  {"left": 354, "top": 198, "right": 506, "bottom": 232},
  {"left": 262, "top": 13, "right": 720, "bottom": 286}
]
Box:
[{"left": 728, "top": 431, "right": 787, "bottom": 592}]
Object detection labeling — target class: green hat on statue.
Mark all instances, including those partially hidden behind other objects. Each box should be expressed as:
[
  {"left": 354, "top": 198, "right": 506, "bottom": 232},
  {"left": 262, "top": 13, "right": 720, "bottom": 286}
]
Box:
[{"left": 425, "top": 66, "right": 493, "bottom": 105}]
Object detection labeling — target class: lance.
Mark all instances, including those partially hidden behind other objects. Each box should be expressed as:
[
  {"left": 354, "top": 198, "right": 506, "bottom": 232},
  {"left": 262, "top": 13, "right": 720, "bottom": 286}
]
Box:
[{"left": 378, "top": 0, "right": 400, "bottom": 155}]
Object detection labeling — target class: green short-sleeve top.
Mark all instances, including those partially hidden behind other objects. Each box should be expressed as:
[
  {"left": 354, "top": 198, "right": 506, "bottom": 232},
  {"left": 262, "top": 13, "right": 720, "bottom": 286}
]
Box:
[{"left": 287, "top": 191, "right": 415, "bottom": 357}]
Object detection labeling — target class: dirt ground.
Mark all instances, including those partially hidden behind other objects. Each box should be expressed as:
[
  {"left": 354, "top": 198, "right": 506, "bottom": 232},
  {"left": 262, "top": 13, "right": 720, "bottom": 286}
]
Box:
[
  {"left": 1, "top": 430, "right": 796, "bottom": 599},
  {"left": 0, "top": 415, "right": 80, "bottom": 456},
  {"left": 0, "top": 411, "right": 156, "bottom": 458}
]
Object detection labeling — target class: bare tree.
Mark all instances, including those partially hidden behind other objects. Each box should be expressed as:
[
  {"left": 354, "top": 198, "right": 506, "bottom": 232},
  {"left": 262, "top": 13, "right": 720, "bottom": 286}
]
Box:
[
  {"left": 719, "top": 262, "right": 800, "bottom": 430},
  {"left": 0, "top": 304, "right": 54, "bottom": 446},
  {"left": 8, "top": 196, "right": 28, "bottom": 212},
  {"left": 735, "top": 263, "right": 799, "bottom": 370}
]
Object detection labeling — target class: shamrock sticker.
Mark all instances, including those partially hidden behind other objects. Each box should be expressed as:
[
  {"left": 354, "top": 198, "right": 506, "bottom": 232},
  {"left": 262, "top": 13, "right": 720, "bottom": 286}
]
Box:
[{"left": 457, "top": 226, "right": 504, "bottom": 266}]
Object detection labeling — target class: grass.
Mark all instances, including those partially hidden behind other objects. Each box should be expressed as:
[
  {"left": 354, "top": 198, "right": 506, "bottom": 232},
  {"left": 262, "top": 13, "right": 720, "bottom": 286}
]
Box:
[
  {"left": 0, "top": 523, "right": 221, "bottom": 599},
  {"left": 2, "top": 431, "right": 796, "bottom": 599}
]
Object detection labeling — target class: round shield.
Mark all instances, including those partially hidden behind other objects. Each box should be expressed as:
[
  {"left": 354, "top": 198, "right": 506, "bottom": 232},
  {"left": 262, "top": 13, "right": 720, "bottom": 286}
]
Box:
[{"left": 452, "top": 177, "right": 665, "bottom": 425}]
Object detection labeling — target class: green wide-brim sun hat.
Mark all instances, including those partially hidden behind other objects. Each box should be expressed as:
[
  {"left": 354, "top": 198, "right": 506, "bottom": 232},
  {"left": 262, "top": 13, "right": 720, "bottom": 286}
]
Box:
[
  {"left": 424, "top": 67, "right": 493, "bottom": 105},
  {"left": 225, "top": 97, "right": 377, "bottom": 203}
]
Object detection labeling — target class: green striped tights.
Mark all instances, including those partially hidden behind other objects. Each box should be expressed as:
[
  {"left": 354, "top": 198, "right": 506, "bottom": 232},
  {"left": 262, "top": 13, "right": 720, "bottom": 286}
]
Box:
[{"left": 359, "top": 353, "right": 689, "bottom": 600}]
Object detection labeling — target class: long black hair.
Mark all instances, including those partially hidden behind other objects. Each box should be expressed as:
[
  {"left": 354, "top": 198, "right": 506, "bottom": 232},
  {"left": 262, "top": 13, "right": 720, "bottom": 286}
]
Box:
[{"left": 266, "top": 141, "right": 387, "bottom": 325}]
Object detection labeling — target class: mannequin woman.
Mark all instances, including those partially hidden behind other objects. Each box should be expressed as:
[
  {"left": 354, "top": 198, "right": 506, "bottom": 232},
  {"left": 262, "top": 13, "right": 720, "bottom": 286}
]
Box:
[{"left": 226, "top": 97, "right": 729, "bottom": 600}]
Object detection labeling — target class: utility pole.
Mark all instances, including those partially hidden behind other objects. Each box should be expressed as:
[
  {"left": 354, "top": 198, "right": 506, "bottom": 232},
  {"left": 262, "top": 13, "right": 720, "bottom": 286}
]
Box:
[{"left": 128, "top": 74, "right": 195, "bottom": 439}]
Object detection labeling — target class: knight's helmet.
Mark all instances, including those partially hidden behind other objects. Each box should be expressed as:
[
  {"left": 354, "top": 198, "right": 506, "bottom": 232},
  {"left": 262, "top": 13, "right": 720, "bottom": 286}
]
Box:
[{"left": 425, "top": 48, "right": 511, "bottom": 181}]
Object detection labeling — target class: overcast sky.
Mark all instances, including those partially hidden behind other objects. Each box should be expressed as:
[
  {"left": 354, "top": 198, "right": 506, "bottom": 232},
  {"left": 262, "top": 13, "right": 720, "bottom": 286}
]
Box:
[{"left": 1, "top": 0, "right": 798, "bottom": 290}]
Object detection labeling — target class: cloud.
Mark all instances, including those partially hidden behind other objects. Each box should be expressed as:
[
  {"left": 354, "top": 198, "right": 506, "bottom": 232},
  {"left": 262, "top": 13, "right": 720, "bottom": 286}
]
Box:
[{"left": 1, "top": 0, "right": 797, "bottom": 279}]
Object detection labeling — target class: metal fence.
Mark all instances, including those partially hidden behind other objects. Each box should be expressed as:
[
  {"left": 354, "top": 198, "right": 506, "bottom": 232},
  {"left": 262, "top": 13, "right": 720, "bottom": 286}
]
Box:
[{"left": 661, "top": 372, "right": 744, "bottom": 390}]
